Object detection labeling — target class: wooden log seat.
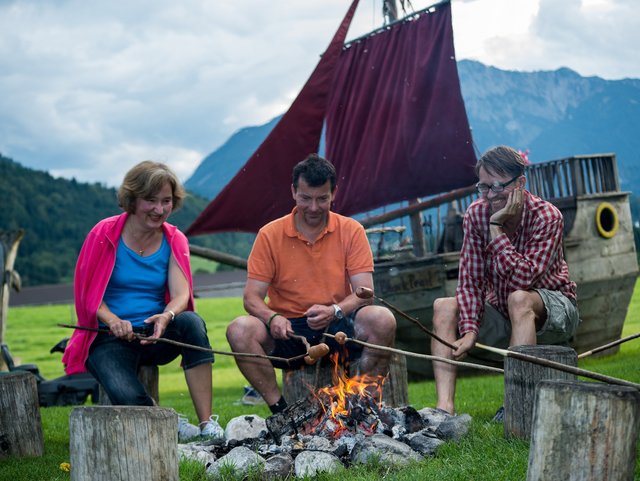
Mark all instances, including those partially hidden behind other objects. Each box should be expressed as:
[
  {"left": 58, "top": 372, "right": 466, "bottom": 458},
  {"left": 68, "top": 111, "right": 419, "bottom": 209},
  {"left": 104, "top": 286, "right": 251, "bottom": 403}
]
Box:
[
  {"left": 527, "top": 379, "right": 640, "bottom": 481},
  {"left": 504, "top": 345, "right": 577, "bottom": 439},
  {"left": 0, "top": 371, "right": 44, "bottom": 459},
  {"left": 69, "top": 406, "right": 178, "bottom": 481}
]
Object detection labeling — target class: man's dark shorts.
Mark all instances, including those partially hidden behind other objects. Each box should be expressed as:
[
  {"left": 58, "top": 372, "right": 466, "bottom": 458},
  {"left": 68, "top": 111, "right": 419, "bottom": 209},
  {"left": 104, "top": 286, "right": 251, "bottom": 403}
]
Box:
[{"left": 269, "top": 309, "right": 363, "bottom": 369}]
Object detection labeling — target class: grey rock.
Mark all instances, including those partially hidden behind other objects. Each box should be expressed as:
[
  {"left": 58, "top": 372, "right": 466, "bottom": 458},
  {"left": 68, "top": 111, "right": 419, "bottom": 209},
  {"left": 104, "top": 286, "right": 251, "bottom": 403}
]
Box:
[
  {"left": 206, "top": 446, "right": 265, "bottom": 478},
  {"left": 263, "top": 453, "right": 294, "bottom": 480},
  {"left": 304, "top": 436, "right": 332, "bottom": 451},
  {"left": 418, "top": 407, "right": 451, "bottom": 429},
  {"left": 294, "top": 450, "right": 343, "bottom": 477},
  {"left": 351, "top": 434, "right": 422, "bottom": 466},
  {"left": 224, "top": 415, "right": 267, "bottom": 442},
  {"left": 407, "top": 433, "right": 445, "bottom": 456},
  {"left": 435, "top": 413, "right": 472, "bottom": 441}
]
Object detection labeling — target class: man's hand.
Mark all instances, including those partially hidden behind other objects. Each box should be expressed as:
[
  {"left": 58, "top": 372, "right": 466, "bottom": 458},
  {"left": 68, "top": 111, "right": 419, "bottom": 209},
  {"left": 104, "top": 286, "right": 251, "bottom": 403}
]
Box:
[
  {"left": 269, "top": 315, "right": 294, "bottom": 340},
  {"left": 304, "top": 304, "right": 335, "bottom": 330},
  {"left": 490, "top": 187, "right": 523, "bottom": 229},
  {"left": 451, "top": 331, "right": 478, "bottom": 360}
]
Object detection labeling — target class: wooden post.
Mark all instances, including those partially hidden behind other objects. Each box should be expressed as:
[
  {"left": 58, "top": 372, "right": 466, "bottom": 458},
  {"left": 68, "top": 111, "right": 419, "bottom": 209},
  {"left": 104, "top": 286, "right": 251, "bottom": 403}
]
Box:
[
  {"left": 282, "top": 353, "right": 408, "bottom": 407},
  {"left": 0, "top": 229, "right": 24, "bottom": 368},
  {"left": 98, "top": 365, "right": 159, "bottom": 405},
  {"left": 0, "top": 372, "right": 44, "bottom": 459},
  {"left": 504, "top": 345, "right": 577, "bottom": 439},
  {"left": 527, "top": 380, "right": 640, "bottom": 481},
  {"left": 70, "top": 406, "right": 178, "bottom": 481}
]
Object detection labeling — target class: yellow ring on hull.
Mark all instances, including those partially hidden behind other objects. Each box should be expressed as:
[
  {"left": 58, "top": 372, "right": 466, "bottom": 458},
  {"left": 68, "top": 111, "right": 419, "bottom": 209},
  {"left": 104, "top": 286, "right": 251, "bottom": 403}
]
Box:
[{"left": 595, "top": 202, "right": 619, "bottom": 239}]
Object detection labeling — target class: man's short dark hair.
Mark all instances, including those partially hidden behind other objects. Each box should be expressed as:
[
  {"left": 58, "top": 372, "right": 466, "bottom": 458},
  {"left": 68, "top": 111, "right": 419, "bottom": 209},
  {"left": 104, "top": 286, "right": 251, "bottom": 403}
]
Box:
[
  {"left": 292, "top": 154, "right": 337, "bottom": 191},
  {"left": 475, "top": 145, "right": 526, "bottom": 178}
]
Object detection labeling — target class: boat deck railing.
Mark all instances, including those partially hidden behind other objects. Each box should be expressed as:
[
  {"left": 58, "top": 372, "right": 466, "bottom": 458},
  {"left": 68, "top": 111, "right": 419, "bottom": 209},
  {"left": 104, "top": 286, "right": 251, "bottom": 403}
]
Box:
[{"left": 367, "top": 153, "right": 620, "bottom": 259}]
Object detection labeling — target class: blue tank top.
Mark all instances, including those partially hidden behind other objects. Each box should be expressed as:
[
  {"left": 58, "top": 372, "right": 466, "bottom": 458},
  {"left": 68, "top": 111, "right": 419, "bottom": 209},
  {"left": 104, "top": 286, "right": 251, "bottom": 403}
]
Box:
[{"left": 101, "top": 235, "right": 171, "bottom": 328}]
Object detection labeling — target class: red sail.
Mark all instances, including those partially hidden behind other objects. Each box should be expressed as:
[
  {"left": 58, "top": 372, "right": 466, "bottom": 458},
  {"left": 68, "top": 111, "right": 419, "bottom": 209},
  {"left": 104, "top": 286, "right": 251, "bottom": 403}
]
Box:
[
  {"left": 187, "top": 0, "right": 476, "bottom": 236},
  {"left": 327, "top": 2, "right": 476, "bottom": 215},
  {"left": 186, "top": 0, "right": 360, "bottom": 236}
]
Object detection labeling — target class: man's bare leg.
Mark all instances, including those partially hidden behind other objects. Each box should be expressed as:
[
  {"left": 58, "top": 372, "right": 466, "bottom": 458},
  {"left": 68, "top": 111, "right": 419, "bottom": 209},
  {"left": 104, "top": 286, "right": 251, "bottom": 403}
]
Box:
[
  {"left": 226, "top": 315, "right": 281, "bottom": 405},
  {"left": 431, "top": 297, "right": 459, "bottom": 415},
  {"left": 353, "top": 305, "right": 396, "bottom": 376},
  {"left": 507, "top": 290, "right": 546, "bottom": 347}
]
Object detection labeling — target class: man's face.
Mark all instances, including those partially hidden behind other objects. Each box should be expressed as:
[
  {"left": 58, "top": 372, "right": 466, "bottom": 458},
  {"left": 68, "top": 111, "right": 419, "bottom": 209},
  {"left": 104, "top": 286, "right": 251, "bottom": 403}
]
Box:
[
  {"left": 477, "top": 167, "right": 524, "bottom": 213},
  {"left": 291, "top": 177, "right": 334, "bottom": 228}
]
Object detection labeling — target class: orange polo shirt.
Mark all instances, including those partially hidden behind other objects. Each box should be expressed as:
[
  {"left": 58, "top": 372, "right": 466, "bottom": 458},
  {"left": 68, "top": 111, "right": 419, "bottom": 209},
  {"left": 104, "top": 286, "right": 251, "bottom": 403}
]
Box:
[{"left": 247, "top": 208, "right": 374, "bottom": 318}]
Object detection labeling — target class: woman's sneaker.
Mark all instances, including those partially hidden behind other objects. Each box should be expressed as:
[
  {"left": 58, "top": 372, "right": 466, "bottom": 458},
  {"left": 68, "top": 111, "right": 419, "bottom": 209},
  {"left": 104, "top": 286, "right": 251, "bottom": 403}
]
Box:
[
  {"left": 177, "top": 414, "right": 200, "bottom": 442},
  {"left": 200, "top": 414, "right": 225, "bottom": 440}
]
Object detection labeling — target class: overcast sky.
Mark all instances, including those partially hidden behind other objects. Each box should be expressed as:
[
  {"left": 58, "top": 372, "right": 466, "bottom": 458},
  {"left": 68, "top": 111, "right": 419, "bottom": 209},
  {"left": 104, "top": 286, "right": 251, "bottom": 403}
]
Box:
[{"left": 0, "top": 0, "right": 637, "bottom": 187}]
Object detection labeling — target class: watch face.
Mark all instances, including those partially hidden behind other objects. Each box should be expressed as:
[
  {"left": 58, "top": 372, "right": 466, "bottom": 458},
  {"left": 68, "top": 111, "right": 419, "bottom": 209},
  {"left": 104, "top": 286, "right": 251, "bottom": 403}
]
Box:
[{"left": 334, "top": 304, "right": 344, "bottom": 319}]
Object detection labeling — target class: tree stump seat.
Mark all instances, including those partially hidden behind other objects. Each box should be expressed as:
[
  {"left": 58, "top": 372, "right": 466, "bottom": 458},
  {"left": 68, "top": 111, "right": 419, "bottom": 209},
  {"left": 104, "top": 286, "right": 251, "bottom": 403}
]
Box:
[
  {"left": 0, "top": 371, "right": 44, "bottom": 459},
  {"left": 70, "top": 406, "right": 178, "bottom": 481}
]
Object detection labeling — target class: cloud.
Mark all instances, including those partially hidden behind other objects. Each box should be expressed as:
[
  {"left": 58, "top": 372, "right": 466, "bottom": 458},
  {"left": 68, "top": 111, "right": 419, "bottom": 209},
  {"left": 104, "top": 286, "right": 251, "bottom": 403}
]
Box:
[{"left": 0, "top": 0, "right": 637, "bottom": 188}]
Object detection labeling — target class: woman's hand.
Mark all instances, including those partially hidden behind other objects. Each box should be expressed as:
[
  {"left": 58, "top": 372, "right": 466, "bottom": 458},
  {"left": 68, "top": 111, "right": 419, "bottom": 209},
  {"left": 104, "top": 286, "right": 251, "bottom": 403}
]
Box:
[
  {"left": 109, "top": 319, "right": 135, "bottom": 341},
  {"left": 141, "top": 312, "right": 172, "bottom": 344}
]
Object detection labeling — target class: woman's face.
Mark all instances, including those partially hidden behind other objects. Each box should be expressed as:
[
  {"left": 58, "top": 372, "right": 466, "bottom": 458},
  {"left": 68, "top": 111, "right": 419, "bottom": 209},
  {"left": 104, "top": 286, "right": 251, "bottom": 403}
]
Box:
[{"left": 133, "top": 182, "right": 173, "bottom": 228}]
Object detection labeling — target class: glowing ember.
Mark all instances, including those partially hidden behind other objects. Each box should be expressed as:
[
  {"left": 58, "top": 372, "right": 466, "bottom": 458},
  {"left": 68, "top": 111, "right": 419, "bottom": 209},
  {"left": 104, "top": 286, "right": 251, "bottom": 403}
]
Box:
[{"left": 305, "top": 354, "right": 387, "bottom": 439}]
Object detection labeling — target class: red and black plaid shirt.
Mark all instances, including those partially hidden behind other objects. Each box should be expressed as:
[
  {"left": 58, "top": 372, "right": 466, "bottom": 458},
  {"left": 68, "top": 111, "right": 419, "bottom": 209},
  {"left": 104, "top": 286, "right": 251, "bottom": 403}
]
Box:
[{"left": 456, "top": 190, "right": 577, "bottom": 336}]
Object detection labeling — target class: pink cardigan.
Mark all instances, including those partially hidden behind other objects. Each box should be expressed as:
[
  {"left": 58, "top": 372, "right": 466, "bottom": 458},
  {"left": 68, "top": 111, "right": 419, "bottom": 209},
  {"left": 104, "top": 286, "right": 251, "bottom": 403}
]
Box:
[{"left": 62, "top": 212, "right": 195, "bottom": 375}]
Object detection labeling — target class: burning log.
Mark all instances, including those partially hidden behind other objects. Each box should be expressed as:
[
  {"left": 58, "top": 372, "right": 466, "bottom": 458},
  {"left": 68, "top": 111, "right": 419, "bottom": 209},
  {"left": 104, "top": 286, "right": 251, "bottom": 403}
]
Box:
[{"left": 266, "top": 396, "right": 324, "bottom": 444}]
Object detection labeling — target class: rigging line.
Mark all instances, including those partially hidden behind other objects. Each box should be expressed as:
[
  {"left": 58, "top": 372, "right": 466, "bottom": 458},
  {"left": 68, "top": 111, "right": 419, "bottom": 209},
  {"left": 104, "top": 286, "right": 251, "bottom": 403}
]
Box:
[{"left": 344, "top": 0, "right": 450, "bottom": 49}]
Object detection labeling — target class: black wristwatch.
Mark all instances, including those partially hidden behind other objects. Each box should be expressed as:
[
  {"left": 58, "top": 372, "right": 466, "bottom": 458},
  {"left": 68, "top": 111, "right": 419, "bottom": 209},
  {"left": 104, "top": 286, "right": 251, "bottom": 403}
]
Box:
[{"left": 333, "top": 304, "right": 345, "bottom": 320}]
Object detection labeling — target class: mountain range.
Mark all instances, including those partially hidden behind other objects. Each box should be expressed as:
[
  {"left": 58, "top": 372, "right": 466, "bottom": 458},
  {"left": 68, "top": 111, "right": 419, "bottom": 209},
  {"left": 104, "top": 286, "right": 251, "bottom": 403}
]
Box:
[{"left": 185, "top": 60, "right": 640, "bottom": 200}]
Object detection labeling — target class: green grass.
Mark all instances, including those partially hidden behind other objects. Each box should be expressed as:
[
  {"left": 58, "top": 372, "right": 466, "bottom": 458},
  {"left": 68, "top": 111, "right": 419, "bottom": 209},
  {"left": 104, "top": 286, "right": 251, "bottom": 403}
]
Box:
[{"left": 1, "top": 285, "right": 639, "bottom": 480}]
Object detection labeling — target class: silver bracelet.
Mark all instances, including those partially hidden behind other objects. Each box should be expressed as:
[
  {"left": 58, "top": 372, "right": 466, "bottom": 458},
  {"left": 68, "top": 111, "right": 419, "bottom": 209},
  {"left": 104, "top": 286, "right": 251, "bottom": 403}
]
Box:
[{"left": 165, "top": 310, "right": 176, "bottom": 322}]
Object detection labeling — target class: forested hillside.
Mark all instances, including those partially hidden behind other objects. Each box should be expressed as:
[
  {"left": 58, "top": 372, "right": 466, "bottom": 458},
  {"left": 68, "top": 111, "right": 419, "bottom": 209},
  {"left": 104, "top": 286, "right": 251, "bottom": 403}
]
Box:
[{"left": 0, "top": 155, "right": 253, "bottom": 286}]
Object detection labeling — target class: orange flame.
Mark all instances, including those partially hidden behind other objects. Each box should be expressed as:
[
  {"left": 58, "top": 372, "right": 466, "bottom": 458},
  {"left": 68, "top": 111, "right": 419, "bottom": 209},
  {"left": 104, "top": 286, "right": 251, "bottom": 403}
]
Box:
[{"left": 309, "top": 353, "right": 386, "bottom": 438}]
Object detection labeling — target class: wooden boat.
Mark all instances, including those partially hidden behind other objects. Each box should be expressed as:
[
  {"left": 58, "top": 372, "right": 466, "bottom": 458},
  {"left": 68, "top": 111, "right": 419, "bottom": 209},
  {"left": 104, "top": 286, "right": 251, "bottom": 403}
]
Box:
[{"left": 186, "top": 1, "right": 638, "bottom": 378}]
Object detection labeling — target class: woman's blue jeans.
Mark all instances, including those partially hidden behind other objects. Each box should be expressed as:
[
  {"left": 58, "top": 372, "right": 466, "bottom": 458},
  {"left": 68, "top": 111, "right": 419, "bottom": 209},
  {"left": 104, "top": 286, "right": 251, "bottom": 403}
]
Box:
[{"left": 86, "top": 311, "right": 214, "bottom": 405}]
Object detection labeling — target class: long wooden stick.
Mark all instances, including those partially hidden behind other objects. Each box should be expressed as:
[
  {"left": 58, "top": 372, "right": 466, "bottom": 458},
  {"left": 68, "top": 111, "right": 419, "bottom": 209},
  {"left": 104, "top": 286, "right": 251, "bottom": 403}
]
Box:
[
  {"left": 58, "top": 323, "right": 304, "bottom": 365},
  {"left": 577, "top": 332, "right": 640, "bottom": 359},
  {"left": 476, "top": 342, "right": 640, "bottom": 390},
  {"left": 322, "top": 332, "right": 504, "bottom": 374},
  {"left": 355, "top": 286, "right": 457, "bottom": 350},
  {"left": 355, "top": 287, "right": 640, "bottom": 389}
]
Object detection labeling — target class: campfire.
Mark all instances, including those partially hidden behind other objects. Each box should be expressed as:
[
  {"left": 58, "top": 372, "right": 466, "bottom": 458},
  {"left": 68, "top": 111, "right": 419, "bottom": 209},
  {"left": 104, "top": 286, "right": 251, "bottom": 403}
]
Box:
[
  {"left": 179, "top": 357, "right": 473, "bottom": 479},
  {"left": 303, "top": 354, "right": 386, "bottom": 439}
]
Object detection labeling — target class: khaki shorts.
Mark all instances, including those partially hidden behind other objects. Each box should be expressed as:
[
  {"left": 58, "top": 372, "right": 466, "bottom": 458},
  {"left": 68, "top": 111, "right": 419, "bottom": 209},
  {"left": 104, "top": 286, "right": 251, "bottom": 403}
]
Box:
[{"left": 476, "top": 289, "right": 580, "bottom": 349}]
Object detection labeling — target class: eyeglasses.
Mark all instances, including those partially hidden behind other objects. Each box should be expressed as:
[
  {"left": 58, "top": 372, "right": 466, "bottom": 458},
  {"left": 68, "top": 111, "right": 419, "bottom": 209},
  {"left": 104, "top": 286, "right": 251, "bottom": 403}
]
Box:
[{"left": 476, "top": 175, "right": 520, "bottom": 194}]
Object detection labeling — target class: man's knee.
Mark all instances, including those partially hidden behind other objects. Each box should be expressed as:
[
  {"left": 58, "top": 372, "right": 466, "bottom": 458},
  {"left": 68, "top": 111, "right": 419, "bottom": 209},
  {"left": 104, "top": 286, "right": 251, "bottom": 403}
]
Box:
[
  {"left": 226, "top": 316, "right": 263, "bottom": 346},
  {"left": 432, "top": 297, "right": 458, "bottom": 329},
  {"left": 354, "top": 306, "right": 395, "bottom": 339}
]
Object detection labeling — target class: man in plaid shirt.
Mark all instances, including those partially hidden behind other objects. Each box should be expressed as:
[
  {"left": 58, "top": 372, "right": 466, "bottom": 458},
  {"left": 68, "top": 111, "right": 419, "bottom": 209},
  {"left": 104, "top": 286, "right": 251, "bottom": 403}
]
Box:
[{"left": 431, "top": 145, "right": 579, "bottom": 415}]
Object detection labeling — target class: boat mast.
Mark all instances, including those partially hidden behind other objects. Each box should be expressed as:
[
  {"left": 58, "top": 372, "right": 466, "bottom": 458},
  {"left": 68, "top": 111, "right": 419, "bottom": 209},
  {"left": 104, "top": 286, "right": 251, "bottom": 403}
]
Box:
[{"left": 382, "top": 0, "right": 428, "bottom": 257}]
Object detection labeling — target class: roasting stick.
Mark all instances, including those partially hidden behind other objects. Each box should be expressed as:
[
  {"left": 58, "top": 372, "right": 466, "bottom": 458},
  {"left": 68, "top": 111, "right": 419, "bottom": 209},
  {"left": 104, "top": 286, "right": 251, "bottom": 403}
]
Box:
[
  {"left": 577, "top": 332, "right": 640, "bottom": 359},
  {"left": 354, "top": 288, "right": 640, "bottom": 390},
  {"left": 323, "top": 332, "right": 504, "bottom": 374},
  {"left": 57, "top": 323, "right": 329, "bottom": 365},
  {"left": 355, "top": 287, "right": 457, "bottom": 350}
]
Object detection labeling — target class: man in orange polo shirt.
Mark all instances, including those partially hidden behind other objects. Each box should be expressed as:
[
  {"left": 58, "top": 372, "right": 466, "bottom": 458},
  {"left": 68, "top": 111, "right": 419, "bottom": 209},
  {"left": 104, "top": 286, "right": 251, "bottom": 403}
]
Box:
[{"left": 226, "top": 154, "right": 396, "bottom": 414}]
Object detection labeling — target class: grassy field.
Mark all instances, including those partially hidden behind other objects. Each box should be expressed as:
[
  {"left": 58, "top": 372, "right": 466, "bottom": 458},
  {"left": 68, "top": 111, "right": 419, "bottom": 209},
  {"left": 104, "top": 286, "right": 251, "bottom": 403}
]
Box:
[{"left": 1, "top": 285, "right": 639, "bottom": 480}]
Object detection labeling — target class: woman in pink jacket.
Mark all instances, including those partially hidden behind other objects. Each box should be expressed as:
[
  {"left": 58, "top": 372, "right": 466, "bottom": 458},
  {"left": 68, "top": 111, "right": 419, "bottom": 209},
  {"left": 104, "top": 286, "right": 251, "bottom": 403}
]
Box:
[{"left": 62, "top": 160, "right": 223, "bottom": 442}]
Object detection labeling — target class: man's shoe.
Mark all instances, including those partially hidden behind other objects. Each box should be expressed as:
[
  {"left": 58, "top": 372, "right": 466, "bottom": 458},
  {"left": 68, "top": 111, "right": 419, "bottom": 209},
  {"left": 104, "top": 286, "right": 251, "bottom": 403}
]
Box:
[
  {"left": 177, "top": 414, "right": 200, "bottom": 442},
  {"left": 241, "top": 386, "right": 266, "bottom": 406},
  {"left": 200, "top": 414, "right": 225, "bottom": 440},
  {"left": 492, "top": 406, "right": 504, "bottom": 423}
]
